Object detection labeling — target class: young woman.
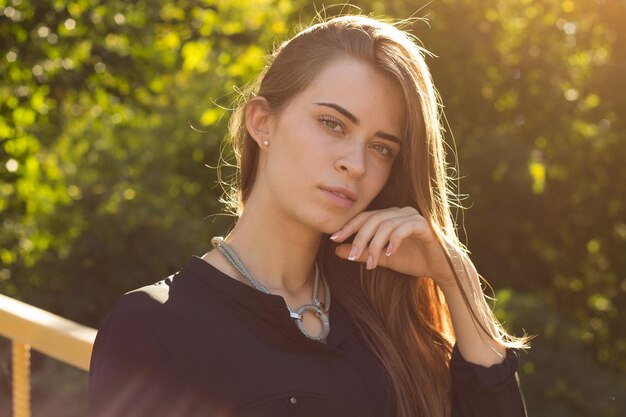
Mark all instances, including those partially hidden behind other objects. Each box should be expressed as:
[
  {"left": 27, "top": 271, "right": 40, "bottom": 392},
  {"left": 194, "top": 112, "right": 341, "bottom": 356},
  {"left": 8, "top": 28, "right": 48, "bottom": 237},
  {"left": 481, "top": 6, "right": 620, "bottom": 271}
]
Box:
[{"left": 89, "top": 15, "right": 529, "bottom": 417}]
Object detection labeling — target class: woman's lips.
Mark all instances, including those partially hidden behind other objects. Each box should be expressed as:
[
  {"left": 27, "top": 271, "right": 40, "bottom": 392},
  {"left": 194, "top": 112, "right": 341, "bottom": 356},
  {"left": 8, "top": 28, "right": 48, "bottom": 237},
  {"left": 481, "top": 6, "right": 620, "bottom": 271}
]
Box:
[{"left": 320, "top": 187, "right": 355, "bottom": 208}]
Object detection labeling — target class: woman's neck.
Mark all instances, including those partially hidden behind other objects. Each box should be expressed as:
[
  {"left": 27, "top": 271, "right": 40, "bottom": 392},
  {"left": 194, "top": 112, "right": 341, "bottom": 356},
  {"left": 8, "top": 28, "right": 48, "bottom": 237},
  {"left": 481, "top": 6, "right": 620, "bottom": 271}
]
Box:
[{"left": 215, "top": 197, "right": 322, "bottom": 297}]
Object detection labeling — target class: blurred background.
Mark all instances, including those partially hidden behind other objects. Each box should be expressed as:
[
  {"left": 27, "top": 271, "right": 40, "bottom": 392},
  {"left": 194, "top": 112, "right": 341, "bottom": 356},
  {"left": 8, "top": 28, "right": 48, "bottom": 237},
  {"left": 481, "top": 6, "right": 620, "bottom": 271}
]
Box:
[{"left": 1, "top": 0, "right": 624, "bottom": 416}]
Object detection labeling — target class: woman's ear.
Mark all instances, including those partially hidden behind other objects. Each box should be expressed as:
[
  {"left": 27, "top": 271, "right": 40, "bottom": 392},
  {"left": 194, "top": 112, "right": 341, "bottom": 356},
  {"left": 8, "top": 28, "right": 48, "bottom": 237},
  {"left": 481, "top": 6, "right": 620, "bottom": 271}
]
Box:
[{"left": 245, "top": 96, "right": 273, "bottom": 149}]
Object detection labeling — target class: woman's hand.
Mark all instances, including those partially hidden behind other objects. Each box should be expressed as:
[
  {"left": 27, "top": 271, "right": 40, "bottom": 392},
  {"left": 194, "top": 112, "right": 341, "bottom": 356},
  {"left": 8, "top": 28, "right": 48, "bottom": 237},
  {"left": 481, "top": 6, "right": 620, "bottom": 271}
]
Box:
[
  {"left": 331, "top": 206, "right": 460, "bottom": 290},
  {"left": 332, "top": 207, "right": 510, "bottom": 365}
]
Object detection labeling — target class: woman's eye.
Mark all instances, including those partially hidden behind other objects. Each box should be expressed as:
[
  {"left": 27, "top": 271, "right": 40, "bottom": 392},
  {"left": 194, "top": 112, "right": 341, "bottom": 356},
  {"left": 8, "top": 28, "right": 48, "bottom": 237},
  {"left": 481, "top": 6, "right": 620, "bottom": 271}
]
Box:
[
  {"left": 371, "top": 143, "right": 394, "bottom": 157},
  {"left": 320, "top": 116, "right": 345, "bottom": 133}
]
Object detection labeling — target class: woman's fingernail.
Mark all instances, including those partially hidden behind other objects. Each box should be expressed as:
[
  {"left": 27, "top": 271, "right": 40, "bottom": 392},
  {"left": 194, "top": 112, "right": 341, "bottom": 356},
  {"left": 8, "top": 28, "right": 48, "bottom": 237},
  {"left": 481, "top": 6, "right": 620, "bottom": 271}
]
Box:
[
  {"left": 385, "top": 243, "right": 393, "bottom": 256},
  {"left": 366, "top": 255, "right": 374, "bottom": 270},
  {"left": 330, "top": 231, "right": 341, "bottom": 240},
  {"left": 348, "top": 245, "right": 358, "bottom": 261}
]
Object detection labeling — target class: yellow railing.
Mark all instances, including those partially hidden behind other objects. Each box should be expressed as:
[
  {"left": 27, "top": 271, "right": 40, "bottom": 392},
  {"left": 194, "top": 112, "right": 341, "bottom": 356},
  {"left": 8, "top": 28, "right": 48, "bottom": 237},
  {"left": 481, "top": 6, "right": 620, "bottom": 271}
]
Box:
[{"left": 0, "top": 293, "right": 97, "bottom": 417}]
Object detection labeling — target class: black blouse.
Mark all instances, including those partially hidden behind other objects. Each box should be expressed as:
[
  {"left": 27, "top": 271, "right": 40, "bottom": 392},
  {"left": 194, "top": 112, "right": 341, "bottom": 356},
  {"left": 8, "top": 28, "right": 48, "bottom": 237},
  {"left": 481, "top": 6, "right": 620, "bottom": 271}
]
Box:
[{"left": 89, "top": 256, "right": 527, "bottom": 417}]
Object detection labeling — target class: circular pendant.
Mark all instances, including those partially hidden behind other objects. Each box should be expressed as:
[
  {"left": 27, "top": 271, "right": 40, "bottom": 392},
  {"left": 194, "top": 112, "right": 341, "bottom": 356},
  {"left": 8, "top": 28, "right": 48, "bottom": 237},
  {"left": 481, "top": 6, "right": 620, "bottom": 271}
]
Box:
[{"left": 293, "top": 304, "right": 330, "bottom": 342}]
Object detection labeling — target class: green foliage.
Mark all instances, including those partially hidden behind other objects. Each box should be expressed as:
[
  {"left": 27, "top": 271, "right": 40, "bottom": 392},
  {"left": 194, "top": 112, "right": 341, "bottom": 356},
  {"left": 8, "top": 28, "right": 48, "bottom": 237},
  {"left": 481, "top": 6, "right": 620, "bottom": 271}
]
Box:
[
  {"left": 495, "top": 290, "right": 626, "bottom": 417},
  {"left": 406, "top": 1, "right": 626, "bottom": 414},
  {"left": 422, "top": 0, "right": 626, "bottom": 370},
  {"left": 1, "top": 1, "right": 625, "bottom": 416},
  {"left": 419, "top": 1, "right": 625, "bottom": 415},
  {"left": 1, "top": 0, "right": 294, "bottom": 317}
]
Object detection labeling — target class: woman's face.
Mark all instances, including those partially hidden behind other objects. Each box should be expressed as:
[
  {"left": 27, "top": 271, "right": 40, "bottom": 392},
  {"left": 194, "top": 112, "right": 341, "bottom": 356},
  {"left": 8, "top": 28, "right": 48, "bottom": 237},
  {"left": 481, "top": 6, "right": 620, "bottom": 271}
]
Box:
[{"left": 255, "top": 58, "right": 405, "bottom": 234}]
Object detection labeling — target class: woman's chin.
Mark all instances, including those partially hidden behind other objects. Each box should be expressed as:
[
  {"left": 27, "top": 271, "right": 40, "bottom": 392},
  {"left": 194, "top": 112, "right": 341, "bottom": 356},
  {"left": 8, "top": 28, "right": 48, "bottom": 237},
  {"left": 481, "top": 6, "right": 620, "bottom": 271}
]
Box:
[{"left": 317, "top": 220, "right": 350, "bottom": 237}]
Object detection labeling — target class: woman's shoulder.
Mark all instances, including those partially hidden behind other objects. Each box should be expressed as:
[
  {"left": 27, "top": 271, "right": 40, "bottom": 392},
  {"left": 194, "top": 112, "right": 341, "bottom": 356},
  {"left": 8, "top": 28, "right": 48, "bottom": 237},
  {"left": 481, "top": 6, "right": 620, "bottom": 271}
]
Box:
[
  {"left": 97, "top": 272, "right": 181, "bottom": 334},
  {"left": 96, "top": 257, "right": 231, "bottom": 335},
  {"left": 119, "top": 275, "right": 175, "bottom": 311},
  {"left": 125, "top": 274, "right": 176, "bottom": 306},
  {"left": 89, "top": 275, "right": 191, "bottom": 416}
]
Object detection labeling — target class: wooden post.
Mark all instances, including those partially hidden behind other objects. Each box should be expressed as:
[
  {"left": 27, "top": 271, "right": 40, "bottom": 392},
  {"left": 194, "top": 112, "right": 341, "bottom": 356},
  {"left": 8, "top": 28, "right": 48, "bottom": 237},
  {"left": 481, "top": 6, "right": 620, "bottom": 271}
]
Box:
[{"left": 12, "top": 341, "right": 31, "bottom": 417}]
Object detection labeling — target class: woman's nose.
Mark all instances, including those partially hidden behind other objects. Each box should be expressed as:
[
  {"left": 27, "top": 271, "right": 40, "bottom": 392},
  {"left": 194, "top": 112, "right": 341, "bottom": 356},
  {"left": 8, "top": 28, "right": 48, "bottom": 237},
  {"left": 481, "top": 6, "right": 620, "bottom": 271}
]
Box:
[{"left": 335, "top": 145, "right": 366, "bottom": 178}]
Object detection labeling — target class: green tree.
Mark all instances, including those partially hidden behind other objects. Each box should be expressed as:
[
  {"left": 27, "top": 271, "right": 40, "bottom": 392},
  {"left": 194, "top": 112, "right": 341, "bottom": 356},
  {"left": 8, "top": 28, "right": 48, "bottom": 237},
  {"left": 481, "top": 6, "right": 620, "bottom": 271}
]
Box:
[
  {"left": 400, "top": 1, "right": 626, "bottom": 415},
  {"left": 1, "top": 0, "right": 294, "bottom": 320}
]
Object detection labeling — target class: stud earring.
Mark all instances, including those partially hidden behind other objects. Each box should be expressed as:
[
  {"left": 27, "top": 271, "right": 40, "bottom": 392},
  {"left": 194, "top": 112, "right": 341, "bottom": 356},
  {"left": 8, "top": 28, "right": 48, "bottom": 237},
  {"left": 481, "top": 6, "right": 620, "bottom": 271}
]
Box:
[{"left": 262, "top": 140, "right": 270, "bottom": 146}]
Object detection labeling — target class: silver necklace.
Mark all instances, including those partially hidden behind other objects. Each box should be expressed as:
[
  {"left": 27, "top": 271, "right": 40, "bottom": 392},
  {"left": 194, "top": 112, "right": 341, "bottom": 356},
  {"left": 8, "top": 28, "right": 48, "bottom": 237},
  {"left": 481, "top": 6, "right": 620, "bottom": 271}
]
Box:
[{"left": 211, "top": 237, "right": 331, "bottom": 343}]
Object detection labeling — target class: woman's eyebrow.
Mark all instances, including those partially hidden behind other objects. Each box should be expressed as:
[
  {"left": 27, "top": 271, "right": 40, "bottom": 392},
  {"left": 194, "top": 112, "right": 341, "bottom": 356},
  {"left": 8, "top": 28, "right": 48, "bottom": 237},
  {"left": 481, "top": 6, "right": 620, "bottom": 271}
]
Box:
[
  {"left": 314, "top": 102, "right": 402, "bottom": 145},
  {"left": 315, "top": 102, "right": 360, "bottom": 124}
]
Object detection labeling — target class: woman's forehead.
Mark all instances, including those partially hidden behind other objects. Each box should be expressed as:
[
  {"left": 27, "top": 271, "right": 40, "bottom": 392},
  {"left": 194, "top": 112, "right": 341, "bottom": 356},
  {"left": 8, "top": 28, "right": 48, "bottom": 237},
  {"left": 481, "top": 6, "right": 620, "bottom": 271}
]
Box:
[{"left": 294, "top": 58, "right": 405, "bottom": 134}]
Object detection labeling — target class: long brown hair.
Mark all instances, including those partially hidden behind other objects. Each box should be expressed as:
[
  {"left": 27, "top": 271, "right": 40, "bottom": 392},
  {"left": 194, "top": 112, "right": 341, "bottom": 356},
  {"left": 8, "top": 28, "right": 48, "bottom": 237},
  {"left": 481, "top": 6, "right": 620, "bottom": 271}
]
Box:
[{"left": 222, "top": 14, "right": 528, "bottom": 417}]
